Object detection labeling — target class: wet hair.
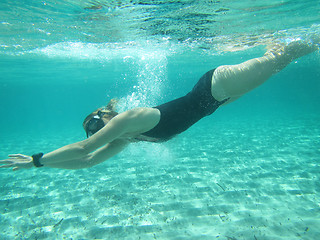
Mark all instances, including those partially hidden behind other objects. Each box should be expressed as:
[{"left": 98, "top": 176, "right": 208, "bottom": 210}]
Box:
[{"left": 83, "top": 99, "right": 119, "bottom": 137}]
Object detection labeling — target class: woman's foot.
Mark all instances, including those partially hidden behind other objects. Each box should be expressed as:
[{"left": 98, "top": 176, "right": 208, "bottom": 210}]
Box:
[
  {"left": 284, "top": 38, "right": 319, "bottom": 61},
  {"left": 264, "top": 36, "right": 319, "bottom": 66}
]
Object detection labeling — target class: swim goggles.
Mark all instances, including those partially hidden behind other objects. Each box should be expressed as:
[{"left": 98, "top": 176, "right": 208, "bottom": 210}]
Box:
[{"left": 85, "top": 110, "right": 107, "bottom": 138}]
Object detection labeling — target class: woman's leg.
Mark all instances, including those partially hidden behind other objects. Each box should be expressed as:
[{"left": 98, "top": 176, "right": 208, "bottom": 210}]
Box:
[{"left": 211, "top": 40, "right": 319, "bottom": 102}]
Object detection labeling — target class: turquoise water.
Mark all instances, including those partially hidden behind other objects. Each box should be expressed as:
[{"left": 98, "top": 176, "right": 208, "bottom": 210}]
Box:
[{"left": 1, "top": 0, "right": 320, "bottom": 239}]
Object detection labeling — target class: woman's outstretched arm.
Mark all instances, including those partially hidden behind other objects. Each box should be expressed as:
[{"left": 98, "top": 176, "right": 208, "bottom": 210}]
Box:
[
  {"left": 0, "top": 108, "right": 160, "bottom": 170},
  {"left": 44, "top": 139, "right": 129, "bottom": 170},
  {"left": 39, "top": 108, "right": 159, "bottom": 165}
]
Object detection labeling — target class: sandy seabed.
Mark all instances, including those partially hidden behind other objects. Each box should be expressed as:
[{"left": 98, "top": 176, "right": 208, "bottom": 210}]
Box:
[{"left": 0, "top": 117, "right": 319, "bottom": 240}]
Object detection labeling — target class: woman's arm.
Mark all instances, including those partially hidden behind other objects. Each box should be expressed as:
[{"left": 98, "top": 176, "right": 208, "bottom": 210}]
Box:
[
  {"left": 0, "top": 107, "right": 160, "bottom": 170},
  {"left": 44, "top": 139, "right": 129, "bottom": 169},
  {"left": 39, "top": 107, "right": 159, "bottom": 166}
]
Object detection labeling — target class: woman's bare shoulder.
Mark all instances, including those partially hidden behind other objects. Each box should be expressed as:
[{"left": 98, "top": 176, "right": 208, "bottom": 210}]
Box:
[
  {"left": 119, "top": 107, "right": 160, "bottom": 133},
  {"left": 123, "top": 107, "right": 159, "bottom": 117}
]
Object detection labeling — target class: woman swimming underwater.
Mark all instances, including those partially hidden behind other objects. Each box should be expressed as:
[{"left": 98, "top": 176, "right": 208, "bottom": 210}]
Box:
[{"left": 1, "top": 39, "right": 319, "bottom": 171}]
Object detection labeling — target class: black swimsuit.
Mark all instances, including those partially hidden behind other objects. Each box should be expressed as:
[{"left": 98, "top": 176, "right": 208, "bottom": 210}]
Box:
[{"left": 140, "top": 69, "right": 228, "bottom": 142}]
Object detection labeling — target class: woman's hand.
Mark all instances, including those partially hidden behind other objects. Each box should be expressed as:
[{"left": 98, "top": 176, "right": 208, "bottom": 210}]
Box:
[{"left": 0, "top": 154, "right": 34, "bottom": 171}]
